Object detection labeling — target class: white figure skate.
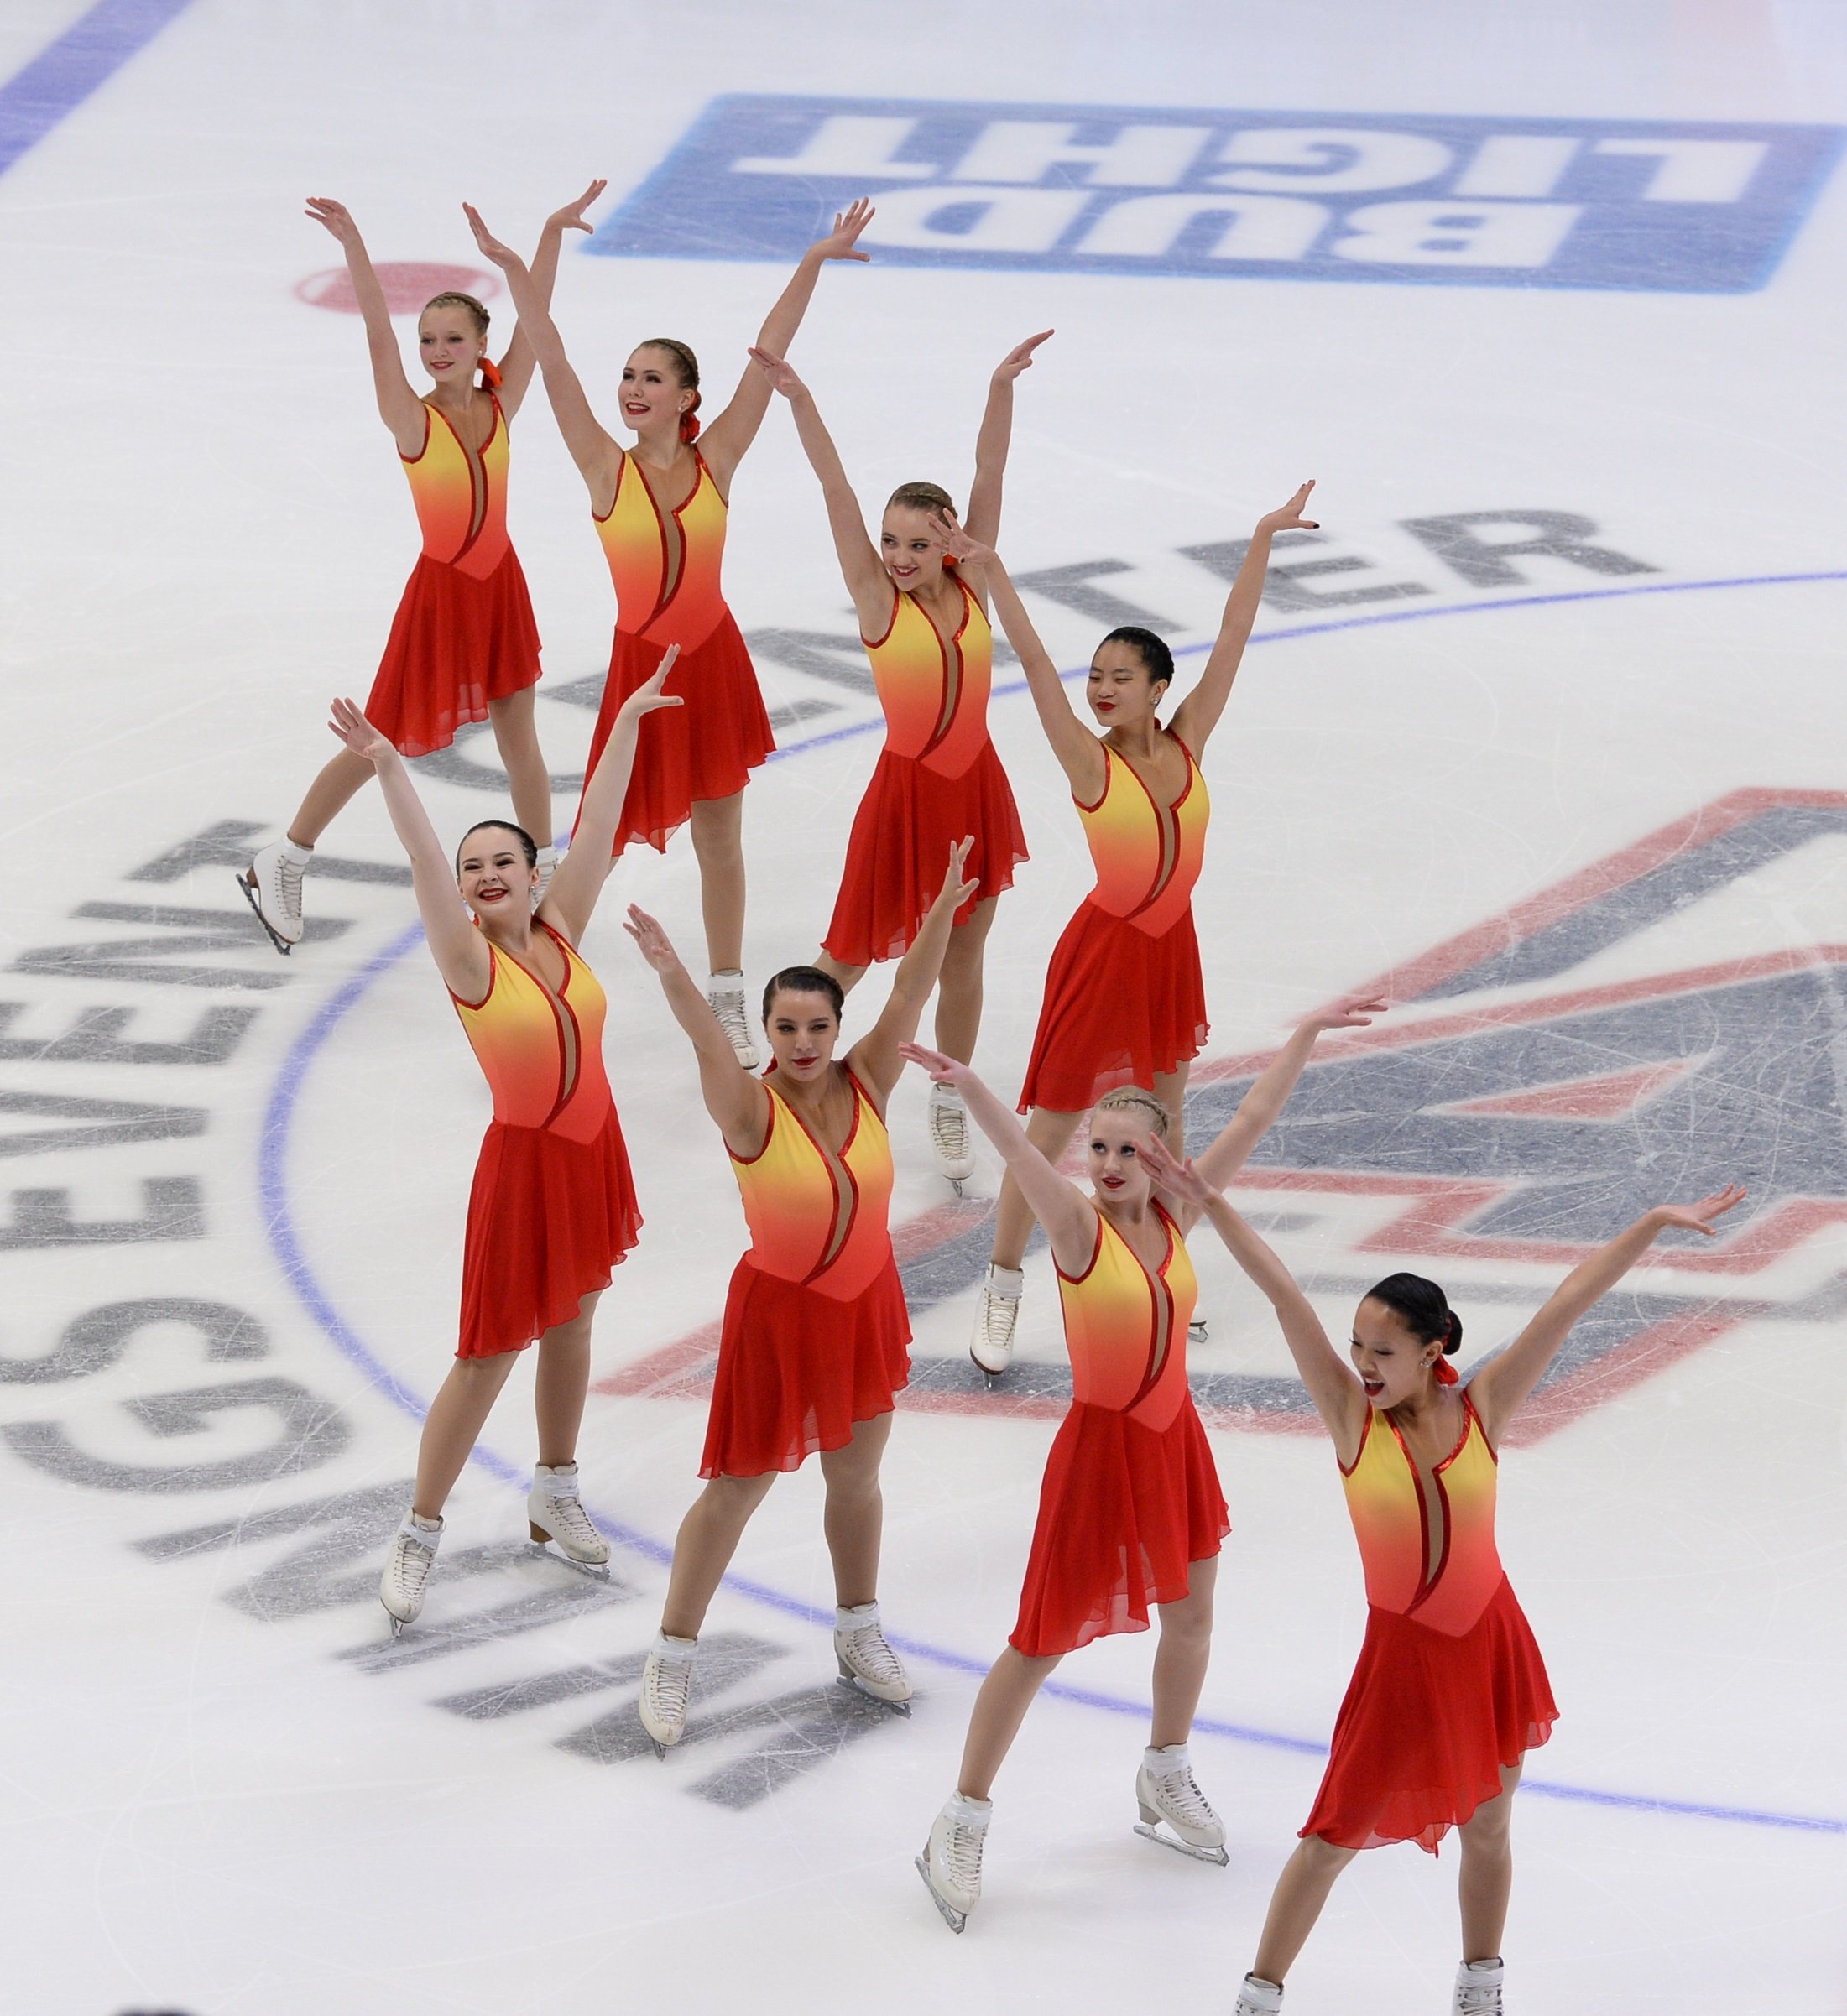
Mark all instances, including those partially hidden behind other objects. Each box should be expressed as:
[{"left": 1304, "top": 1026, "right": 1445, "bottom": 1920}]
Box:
[
  {"left": 238, "top": 838, "right": 310, "bottom": 954},
  {"left": 915, "top": 1792, "right": 991, "bottom": 1933},
  {"left": 378, "top": 1511, "right": 442, "bottom": 1634},
  {"left": 527, "top": 1461, "right": 610, "bottom": 1571},
  {"left": 1133, "top": 1743, "right": 1229, "bottom": 1865},
  {"left": 639, "top": 1633, "right": 697, "bottom": 1756},
  {"left": 926, "top": 1083, "right": 976, "bottom": 1194},
  {"left": 1233, "top": 1976, "right": 1284, "bottom": 2015},
  {"left": 968, "top": 1263, "right": 1023, "bottom": 1380},
  {"left": 706, "top": 973, "right": 759, "bottom": 1070},
  {"left": 1453, "top": 1958, "right": 1505, "bottom": 2015},
  {"left": 833, "top": 1602, "right": 912, "bottom": 1714}
]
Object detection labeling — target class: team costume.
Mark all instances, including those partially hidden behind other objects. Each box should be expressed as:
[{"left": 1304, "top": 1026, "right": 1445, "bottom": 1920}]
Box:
[
  {"left": 1303, "top": 1388, "right": 1557, "bottom": 1853},
  {"left": 582, "top": 447, "right": 774, "bottom": 855},
  {"left": 449, "top": 920, "right": 640, "bottom": 1358},
  {"left": 1020, "top": 732, "right": 1210, "bottom": 1114},
  {"left": 365, "top": 394, "right": 543, "bottom": 758},
  {"left": 1010, "top": 1200, "right": 1228, "bottom": 1655},
  {"left": 822, "top": 577, "right": 1027, "bottom": 964},
  {"left": 703, "top": 1067, "right": 910, "bottom": 1478}
]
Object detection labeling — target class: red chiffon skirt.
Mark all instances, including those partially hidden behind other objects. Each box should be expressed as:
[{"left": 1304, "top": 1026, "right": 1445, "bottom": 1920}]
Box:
[
  {"left": 1301, "top": 1577, "right": 1558, "bottom": 1854},
  {"left": 1010, "top": 1397, "right": 1229, "bottom": 1658},
  {"left": 822, "top": 740, "right": 1028, "bottom": 965},
  {"left": 365, "top": 549, "right": 542, "bottom": 759},
  {"left": 457, "top": 1104, "right": 641, "bottom": 1359},
  {"left": 701, "top": 1254, "right": 911, "bottom": 1480},
  {"left": 580, "top": 616, "right": 775, "bottom": 856},
  {"left": 1018, "top": 901, "right": 1208, "bottom": 1113}
]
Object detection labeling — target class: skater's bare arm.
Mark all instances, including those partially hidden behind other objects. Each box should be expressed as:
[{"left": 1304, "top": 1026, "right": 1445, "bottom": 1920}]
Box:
[
  {"left": 624, "top": 904, "right": 769, "bottom": 1150},
  {"left": 306, "top": 199, "right": 425, "bottom": 457},
  {"left": 1192, "top": 992, "right": 1387, "bottom": 1192},
  {"left": 1170, "top": 482, "right": 1317, "bottom": 756},
  {"left": 963, "top": 330, "right": 1052, "bottom": 556},
  {"left": 849, "top": 841, "right": 978, "bottom": 1103},
  {"left": 541, "top": 651, "right": 681, "bottom": 941},
  {"left": 496, "top": 179, "right": 607, "bottom": 420},
  {"left": 1469, "top": 1187, "right": 1745, "bottom": 1445},
  {"left": 326, "top": 698, "right": 489, "bottom": 999},
  {"left": 899, "top": 1044, "right": 1098, "bottom": 1270}
]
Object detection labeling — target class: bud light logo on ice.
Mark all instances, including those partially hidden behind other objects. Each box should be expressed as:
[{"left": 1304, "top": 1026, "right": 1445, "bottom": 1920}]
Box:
[{"left": 590, "top": 97, "right": 1844, "bottom": 293}]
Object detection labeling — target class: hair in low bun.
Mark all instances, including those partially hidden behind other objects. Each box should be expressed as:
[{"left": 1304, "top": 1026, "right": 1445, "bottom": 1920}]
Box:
[
  {"left": 1364, "top": 1272, "right": 1461, "bottom": 1355},
  {"left": 1445, "top": 1309, "right": 1464, "bottom": 1354}
]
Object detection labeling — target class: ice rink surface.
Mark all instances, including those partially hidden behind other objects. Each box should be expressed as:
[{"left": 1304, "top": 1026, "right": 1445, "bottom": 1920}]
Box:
[{"left": 3, "top": 2, "right": 1844, "bottom": 2010}]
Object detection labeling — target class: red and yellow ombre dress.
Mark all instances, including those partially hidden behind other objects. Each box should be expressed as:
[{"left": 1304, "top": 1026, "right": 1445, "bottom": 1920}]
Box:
[
  {"left": 449, "top": 921, "right": 639, "bottom": 1358},
  {"left": 703, "top": 1068, "right": 910, "bottom": 1479},
  {"left": 1010, "top": 1201, "right": 1228, "bottom": 1657},
  {"left": 582, "top": 450, "right": 774, "bottom": 854},
  {"left": 822, "top": 578, "right": 1027, "bottom": 964},
  {"left": 365, "top": 394, "right": 543, "bottom": 758},
  {"left": 1019, "top": 733, "right": 1211, "bottom": 1113},
  {"left": 1301, "top": 1392, "right": 1557, "bottom": 1853}
]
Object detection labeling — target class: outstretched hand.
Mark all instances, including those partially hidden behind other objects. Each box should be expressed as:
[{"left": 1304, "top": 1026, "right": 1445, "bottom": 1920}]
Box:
[
  {"left": 305, "top": 196, "right": 363, "bottom": 247},
  {"left": 937, "top": 835, "right": 978, "bottom": 912},
  {"left": 898, "top": 1040, "right": 973, "bottom": 1088},
  {"left": 746, "top": 345, "right": 806, "bottom": 400},
  {"left": 927, "top": 512, "right": 994, "bottom": 572},
  {"left": 993, "top": 329, "right": 1055, "bottom": 383},
  {"left": 1654, "top": 1185, "right": 1748, "bottom": 1237},
  {"left": 808, "top": 197, "right": 875, "bottom": 263},
  {"left": 615, "top": 646, "right": 684, "bottom": 727},
  {"left": 1304, "top": 991, "right": 1389, "bottom": 1036},
  {"left": 1140, "top": 1134, "right": 1217, "bottom": 1206},
  {"left": 1256, "top": 481, "right": 1318, "bottom": 536},
  {"left": 623, "top": 904, "right": 681, "bottom": 975},
  {"left": 546, "top": 178, "right": 607, "bottom": 235},
  {"left": 462, "top": 202, "right": 525, "bottom": 275},
  {"left": 327, "top": 696, "right": 394, "bottom": 767}
]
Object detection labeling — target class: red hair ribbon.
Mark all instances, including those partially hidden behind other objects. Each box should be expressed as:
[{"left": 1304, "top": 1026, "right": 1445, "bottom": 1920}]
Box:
[
  {"left": 478, "top": 356, "right": 503, "bottom": 391},
  {"left": 1434, "top": 1357, "right": 1459, "bottom": 1386}
]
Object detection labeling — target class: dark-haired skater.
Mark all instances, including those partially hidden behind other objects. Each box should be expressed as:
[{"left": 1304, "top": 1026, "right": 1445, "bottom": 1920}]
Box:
[
  {"left": 930, "top": 492, "right": 1317, "bottom": 1373},
  {"left": 324, "top": 655, "right": 682, "bottom": 1632},
  {"left": 623, "top": 841, "right": 978, "bottom": 1750},
  {"left": 1146, "top": 1143, "right": 1744, "bottom": 2016}
]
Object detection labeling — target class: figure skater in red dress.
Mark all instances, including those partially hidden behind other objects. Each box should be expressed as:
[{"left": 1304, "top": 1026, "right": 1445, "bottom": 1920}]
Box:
[
  {"left": 925, "top": 493, "right": 1317, "bottom": 1375},
  {"left": 242, "top": 185, "right": 604, "bottom": 952},
  {"left": 324, "top": 647, "right": 681, "bottom": 1633},
  {"left": 464, "top": 197, "right": 876, "bottom": 1069},
  {"left": 622, "top": 841, "right": 978, "bottom": 1749},
  {"left": 896, "top": 992, "right": 1384, "bottom": 1932},
  {"left": 744, "top": 332, "right": 1051, "bottom": 1187},
  {"left": 1184, "top": 1166, "right": 1744, "bottom": 2015}
]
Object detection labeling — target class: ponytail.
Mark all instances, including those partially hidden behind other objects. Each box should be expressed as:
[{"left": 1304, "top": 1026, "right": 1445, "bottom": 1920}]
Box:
[
  {"left": 478, "top": 355, "right": 503, "bottom": 392},
  {"left": 680, "top": 389, "right": 702, "bottom": 443}
]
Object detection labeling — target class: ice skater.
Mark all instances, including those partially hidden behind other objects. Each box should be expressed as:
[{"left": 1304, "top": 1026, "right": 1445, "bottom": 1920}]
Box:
[
  {"left": 241, "top": 185, "right": 605, "bottom": 951},
  {"left": 745, "top": 332, "right": 1050, "bottom": 1188},
  {"left": 901, "top": 991, "right": 1385, "bottom": 1933},
  {"left": 322, "top": 653, "right": 682, "bottom": 1632},
  {"left": 463, "top": 196, "right": 877, "bottom": 1069},
  {"left": 926, "top": 490, "right": 1319, "bottom": 1375},
  {"left": 1178, "top": 1165, "right": 1745, "bottom": 2014},
  {"left": 621, "top": 840, "right": 978, "bottom": 1748}
]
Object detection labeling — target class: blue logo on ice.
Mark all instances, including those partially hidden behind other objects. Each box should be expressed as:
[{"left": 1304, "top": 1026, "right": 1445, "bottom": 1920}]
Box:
[{"left": 589, "top": 97, "right": 1844, "bottom": 294}]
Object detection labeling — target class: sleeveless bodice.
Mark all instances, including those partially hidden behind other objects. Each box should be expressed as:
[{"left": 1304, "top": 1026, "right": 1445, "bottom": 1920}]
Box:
[
  {"left": 449, "top": 924, "right": 613, "bottom": 1145},
  {"left": 400, "top": 394, "right": 511, "bottom": 580},
  {"left": 864, "top": 578, "right": 994, "bottom": 779},
  {"left": 594, "top": 448, "right": 729, "bottom": 650},
  {"left": 1075, "top": 734, "right": 1209, "bottom": 936},
  {"left": 1054, "top": 1201, "right": 1199, "bottom": 1430}
]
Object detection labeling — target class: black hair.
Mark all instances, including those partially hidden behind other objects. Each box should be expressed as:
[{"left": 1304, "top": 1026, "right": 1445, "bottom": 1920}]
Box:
[
  {"left": 1098, "top": 624, "right": 1175, "bottom": 692},
  {"left": 761, "top": 966, "right": 845, "bottom": 1025},
  {"left": 454, "top": 820, "right": 538, "bottom": 876},
  {"left": 1364, "top": 1272, "right": 1464, "bottom": 1356}
]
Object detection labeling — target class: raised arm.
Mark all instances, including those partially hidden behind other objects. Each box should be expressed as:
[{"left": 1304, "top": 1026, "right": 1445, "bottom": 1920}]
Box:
[
  {"left": 326, "top": 699, "right": 491, "bottom": 1003},
  {"left": 1169, "top": 482, "right": 1317, "bottom": 756},
  {"left": 697, "top": 201, "right": 875, "bottom": 491},
  {"left": 848, "top": 841, "right": 978, "bottom": 1102},
  {"left": 932, "top": 518, "right": 1105, "bottom": 801},
  {"left": 306, "top": 199, "right": 426, "bottom": 457},
  {"left": 494, "top": 179, "right": 607, "bottom": 420},
  {"left": 962, "top": 331, "right": 1053, "bottom": 555},
  {"left": 464, "top": 203, "right": 622, "bottom": 512},
  {"left": 1469, "top": 1187, "right": 1745, "bottom": 1445},
  {"left": 899, "top": 1045, "right": 1098, "bottom": 1274},
  {"left": 540, "top": 649, "right": 681, "bottom": 944},
  {"left": 747, "top": 347, "right": 889, "bottom": 633},
  {"left": 1191, "top": 992, "right": 1388, "bottom": 1196},
  {"left": 623, "top": 904, "right": 769, "bottom": 1152}
]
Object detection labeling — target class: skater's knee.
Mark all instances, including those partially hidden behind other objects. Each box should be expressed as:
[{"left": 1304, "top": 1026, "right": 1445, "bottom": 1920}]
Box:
[
  {"left": 1158, "top": 1597, "right": 1213, "bottom": 1651},
  {"left": 1297, "top": 1833, "right": 1357, "bottom": 1876}
]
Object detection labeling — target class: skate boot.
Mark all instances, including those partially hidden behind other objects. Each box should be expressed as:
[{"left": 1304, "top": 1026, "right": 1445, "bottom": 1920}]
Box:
[
  {"left": 1453, "top": 1958, "right": 1505, "bottom": 2015},
  {"left": 1233, "top": 1977, "right": 1284, "bottom": 2016},
  {"left": 969, "top": 1263, "right": 1024, "bottom": 1378},
  {"left": 1188, "top": 1313, "right": 1209, "bottom": 1347},
  {"left": 834, "top": 1601, "right": 913, "bottom": 1713},
  {"left": 238, "top": 837, "right": 310, "bottom": 953},
  {"left": 926, "top": 1083, "right": 976, "bottom": 1190},
  {"left": 527, "top": 1461, "right": 610, "bottom": 1568},
  {"left": 1134, "top": 1742, "right": 1229, "bottom": 1864},
  {"left": 706, "top": 972, "right": 759, "bottom": 1070},
  {"left": 639, "top": 1631, "right": 697, "bottom": 1755},
  {"left": 915, "top": 1791, "right": 991, "bottom": 1933},
  {"left": 534, "top": 845, "right": 561, "bottom": 906},
  {"left": 378, "top": 1511, "right": 442, "bottom": 1633}
]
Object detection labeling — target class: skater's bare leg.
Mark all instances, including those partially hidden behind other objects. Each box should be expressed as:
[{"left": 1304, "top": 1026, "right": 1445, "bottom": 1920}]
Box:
[
  {"left": 412, "top": 1350, "right": 522, "bottom": 1520},
  {"left": 287, "top": 748, "right": 374, "bottom": 850},
  {"left": 957, "top": 1644, "right": 1062, "bottom": 1800},
  {"left": 817, "top": 1409, "right": 891, "bottom": 1609},
  {"left": 1150, "top": 1555, "right": 1216, "bottom": 1748},
  {"left": 814, "top": 951, "right": 869, "bottom": 993},
  {"left": 934, "top": 896, "right": 998, "bottom": 1063},
  {"left": 1250, "top": 1836, "right": 1359, "bottom": 1986},
  {"left": 532, "top": 1290, "right": 598, "bottom": 1469},
  {"left": 689, "top": 788, "right": 746, "bottom": 973},
  {"left": 1458, "top": 1762, "right": 1521, "bottom": 1962},
  {"left": 1154, "top": 1061, "right": 1188, "bottom": 1158},
  {"left": 660, "top": 1470, "right": 777, "bottom": 1639},
  {"left": 989, "top": 1107, "right": 1083, "bottom": 1269},
  {"left": 488, "top": 686, "right": 553, "bottom": 847}
]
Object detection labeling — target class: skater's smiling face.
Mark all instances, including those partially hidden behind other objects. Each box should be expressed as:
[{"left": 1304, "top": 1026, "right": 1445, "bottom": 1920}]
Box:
[
  {"left": 455, "top": 825, "right": 537, "bottom": 922},
  {"left": 880, "top": 504, "right": 952, "bottom": 594},
  {"left": 620, "top": 345, "right": 697, "bottom": 439},
  {"left": 1349, "top": 1298, "right": 1442, "bottom": 1409},
  {"left": 1086, "top": 637, "right": 1170, "bottom": 729},
  {"left": 763, "top": 987, "right": 840, "bottom": 1084},
  {"left": 1086, "top": 1106, "right": 1161, "bottom": 1209},
  {"left": 418, "top": 303, "right": 487, "bottom": 387}
]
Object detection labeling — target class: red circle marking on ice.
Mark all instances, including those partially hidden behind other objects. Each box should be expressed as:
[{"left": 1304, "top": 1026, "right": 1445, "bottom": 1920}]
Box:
[{"left": 296, "top": 263, "right": 502, "bottom": 315}]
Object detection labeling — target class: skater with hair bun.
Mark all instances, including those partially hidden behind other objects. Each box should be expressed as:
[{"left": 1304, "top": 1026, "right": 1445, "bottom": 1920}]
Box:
[
  {"left": 900, "top": 991, "right": 1385, "bottom": 1934},
  {"left": 241, "top": 184, "right": 606, "bottom": 953},
  {"left": 1171, "top": 1162, "right": 1745, "bottom": 2015},
  {"left": 324, "top": 653, "right": 683, "bottom": 1633},
  {"left": 928, "top": 488, "right": 1319, "bottom": 1376},
  {"left": 746, "top": 331, "right": 1050, "bottom": 1189},
  {"left": 622, "top": 840, "right": 978, "bottom": 1752},
  {"left": 464, "top": 196, "right": 877, "bottom": 1071}
]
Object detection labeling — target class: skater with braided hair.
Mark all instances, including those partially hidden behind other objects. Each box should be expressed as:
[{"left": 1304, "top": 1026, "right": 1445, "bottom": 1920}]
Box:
[
  {"left": 241, "top": 184, "right": 606, "bottom": 952},
  {"left": 465, "top": 196, "right": 877, "bottom": 1070},
  {"left": 899, "top": 991, "right": 1385, "bottom": 1933},
  {"left": 1166, "top": 1158, "right": 1745, "bottom": 2014}
]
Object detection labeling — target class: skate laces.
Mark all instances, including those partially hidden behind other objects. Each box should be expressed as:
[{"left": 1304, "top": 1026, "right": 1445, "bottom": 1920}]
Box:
[
  {"left": 275, "top": 852, "right": 305, "bottom": 920},
  {"left": 977, "top": 1284, "right": 1018, "bottom": 1347},
  {"left": 542, "top": 1485, "right": 599, "bottom": 1545},
  {"left": 927, "top": 1093, "right": 969, "bottom": 1158},
  {"left": 1455, "top": 1978, "right": 1503, "bottom": 2016},
  {"left": 390, "top": 1529, "right": 435, "bottom": 1597},
  {"left": 708, "top": 989, "right": 754, "bottom": 1054},
  {"left": 840, "top": 1619, "right": 905, "bottom": 1687},
  {"left": 646, "top": 1652, "right": 692, "bottom": 1722},
  {"left": 1150, "top": 1760, "right": 1218, "bottom": 1827},
  {"left": 939, "top": 1815, "right": 985, "bottom": 1891}
]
